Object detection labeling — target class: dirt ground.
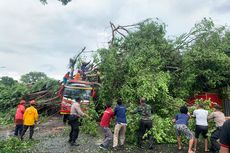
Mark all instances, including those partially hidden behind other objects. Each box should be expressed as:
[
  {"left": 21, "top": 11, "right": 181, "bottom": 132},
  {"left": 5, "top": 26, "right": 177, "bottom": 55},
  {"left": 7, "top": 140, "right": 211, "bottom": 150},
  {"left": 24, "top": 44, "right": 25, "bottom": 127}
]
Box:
[{"left": 0, "top": 116, "right": 206, "bottom": 153}]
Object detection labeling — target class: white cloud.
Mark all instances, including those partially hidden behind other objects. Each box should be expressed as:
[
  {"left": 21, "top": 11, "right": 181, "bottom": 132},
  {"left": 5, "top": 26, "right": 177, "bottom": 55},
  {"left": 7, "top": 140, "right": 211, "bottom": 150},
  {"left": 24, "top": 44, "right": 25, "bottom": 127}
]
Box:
[{"left": 0, "top": 0, "right": 230, "bottom": 80}]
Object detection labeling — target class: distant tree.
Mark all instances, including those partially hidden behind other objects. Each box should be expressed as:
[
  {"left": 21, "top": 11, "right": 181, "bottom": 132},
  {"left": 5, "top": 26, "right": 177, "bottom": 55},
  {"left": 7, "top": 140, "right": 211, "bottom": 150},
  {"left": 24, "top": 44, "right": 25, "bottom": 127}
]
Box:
[
  {"left": 40, "top": 0, "right": 71, "bottom": 5},
  {"left": 20, "top": 72, "right": 48, "bottom": 84},
  {"left": 175, "top": 18, "right": 230, "bottom": 97},
  {"left": 0, "top": 76, "right": 17, "bottom": 87}
]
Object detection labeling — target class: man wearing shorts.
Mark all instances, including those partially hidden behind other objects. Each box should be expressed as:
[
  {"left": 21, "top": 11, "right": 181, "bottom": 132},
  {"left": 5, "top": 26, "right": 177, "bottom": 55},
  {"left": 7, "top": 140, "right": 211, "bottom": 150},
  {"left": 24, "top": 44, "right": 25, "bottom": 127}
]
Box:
[{"left": 193, "top": 103, "right": 209, "bottom": 152}]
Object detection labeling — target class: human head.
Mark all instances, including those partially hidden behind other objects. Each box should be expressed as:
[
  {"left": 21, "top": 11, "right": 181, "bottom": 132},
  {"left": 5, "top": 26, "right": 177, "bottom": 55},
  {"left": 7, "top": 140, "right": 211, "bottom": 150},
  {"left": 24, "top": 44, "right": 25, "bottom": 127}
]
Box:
[
  {"left": 20, "top": 100, "right": 26, "bottom": 105},
  {"left": 196, "top": 103, "right": 204, "bottom": 109},
  {"left": 140, "top": 97, "right": 145, "bottom": 105},
  {"left": 213, "top": 104, "right": 222, "bottom": 111},
  {"left": 105, "top": 102, "right": 112, "bottom": 108},
  {"left": 117, "top": 99, "right": 122, "bottom": 105},
  {"left": 180, "top": 106, "right": 188, "bottom": 114},
  {"left": 30, "top": 100, "right": 35, "bottom": 106},
  {"left": 74, "top": 97, "right": 82, "bottom": 103}
]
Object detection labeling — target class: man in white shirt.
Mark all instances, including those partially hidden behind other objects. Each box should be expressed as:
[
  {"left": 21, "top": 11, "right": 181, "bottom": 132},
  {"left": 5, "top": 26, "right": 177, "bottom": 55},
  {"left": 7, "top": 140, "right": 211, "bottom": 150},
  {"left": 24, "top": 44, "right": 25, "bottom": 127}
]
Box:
[{"left": 193, "top": 103, "right": 209, "bottom": 152}]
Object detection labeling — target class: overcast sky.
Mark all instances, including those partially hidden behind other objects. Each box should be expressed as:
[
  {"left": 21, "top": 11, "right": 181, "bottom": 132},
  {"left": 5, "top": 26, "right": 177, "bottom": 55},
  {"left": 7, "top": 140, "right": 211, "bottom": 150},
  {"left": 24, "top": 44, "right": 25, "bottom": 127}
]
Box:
[{"left": 0, "top": 0, "right": 230, "bottom": 80}]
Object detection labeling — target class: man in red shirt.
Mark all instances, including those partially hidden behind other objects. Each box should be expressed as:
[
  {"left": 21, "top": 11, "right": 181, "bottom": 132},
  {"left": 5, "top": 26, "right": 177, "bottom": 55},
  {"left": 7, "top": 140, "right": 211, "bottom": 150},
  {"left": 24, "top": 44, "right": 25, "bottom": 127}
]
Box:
[
  {"left": 14, "top": 100, "right": 26, "bottom": 137},
  {"left": 99, "top": 102, "right": 114, "bottom": 150}
]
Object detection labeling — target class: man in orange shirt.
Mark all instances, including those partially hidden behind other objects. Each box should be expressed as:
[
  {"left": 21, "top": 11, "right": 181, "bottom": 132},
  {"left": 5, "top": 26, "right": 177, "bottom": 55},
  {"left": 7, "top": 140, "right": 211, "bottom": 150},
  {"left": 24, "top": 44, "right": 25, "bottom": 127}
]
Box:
[{"left": 21, "top": 100, "right": 39, "bottom": 140}]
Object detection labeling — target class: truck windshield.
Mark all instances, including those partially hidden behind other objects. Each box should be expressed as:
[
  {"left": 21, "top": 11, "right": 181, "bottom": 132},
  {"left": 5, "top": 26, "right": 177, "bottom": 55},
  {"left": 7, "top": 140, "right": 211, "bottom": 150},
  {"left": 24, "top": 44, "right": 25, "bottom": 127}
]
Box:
[{"left": 63, "top": 88, "right": 91, "bottom": 100}]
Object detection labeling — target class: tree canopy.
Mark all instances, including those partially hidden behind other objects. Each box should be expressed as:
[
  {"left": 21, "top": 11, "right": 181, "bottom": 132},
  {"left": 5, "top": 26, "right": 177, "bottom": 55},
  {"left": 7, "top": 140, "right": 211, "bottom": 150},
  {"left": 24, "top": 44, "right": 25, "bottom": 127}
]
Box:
[
  {"left": 95, "top": 18, "right": 230, "bottom": 143},
  {"left": 0, "top": 76, "right": 17, "bottom": 87},
  {"left": 20, "top": 72, "right": 48, "bottom": 84}
]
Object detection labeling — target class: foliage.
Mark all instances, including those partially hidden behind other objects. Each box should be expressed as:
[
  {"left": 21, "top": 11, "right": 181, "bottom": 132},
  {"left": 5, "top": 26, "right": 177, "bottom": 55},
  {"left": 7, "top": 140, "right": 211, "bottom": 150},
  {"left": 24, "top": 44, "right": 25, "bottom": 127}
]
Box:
[
  {"left": 0, "top": 76, "right": 17, "bottom": 87},
  {"left": 98, "top": 19, "right": 175, "bottom": 105},
  {"left": 176, "top": 18, "right": 230, "bottom": 98},
  {"left": 125, "top": 103, "right": 141, "bottom": 144},
  {"left": 20, "top": 72, "right": 48, "bottom": 84},
  {"left": 30, "top": 78, "right": 60, "bottom": 93},
  {"left": 146, "top": 115, "right": 177, "bottom": 143},
  {"left": 0, "top": 72, "right": 60, "bottom": 125},
  {"left": 0, "top": 108, "right": 16, "bottom": 125},
  {"left": 96, "top": 18, "right": 230, "bottom": 144},
  {"left": 0, "top": 83, "right": 29, "bottom": 111},
  {"left": 0, "top": 137, "right": 34, "bottom": 153},
  {"left": 81, "top": 101, "right": 99, "bottom": 136}
]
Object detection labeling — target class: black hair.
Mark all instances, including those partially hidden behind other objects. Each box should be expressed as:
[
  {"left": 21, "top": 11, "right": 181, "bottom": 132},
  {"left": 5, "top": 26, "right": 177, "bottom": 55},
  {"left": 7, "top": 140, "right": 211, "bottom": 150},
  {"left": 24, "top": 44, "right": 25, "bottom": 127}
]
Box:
[
  {"left": 214, "top": 104, "right": 222, "bottom": 110},
  {"left": 140, "top": 97, "right": 145, "bottom": 103},
  {"left": 198, "top": 103, "right": 204, "bottom": 108},
  {"left": 180, "top": 106, "right": 188, "bottom": 114},
  {"left": 117, "top": 99, "right": 122, "bottom": 105},
  {"left": 105, "top": 102, "right": 112, "bottom": 108},
  {"left": 75, "top": 97, "right": 81, "bottom": 102}
]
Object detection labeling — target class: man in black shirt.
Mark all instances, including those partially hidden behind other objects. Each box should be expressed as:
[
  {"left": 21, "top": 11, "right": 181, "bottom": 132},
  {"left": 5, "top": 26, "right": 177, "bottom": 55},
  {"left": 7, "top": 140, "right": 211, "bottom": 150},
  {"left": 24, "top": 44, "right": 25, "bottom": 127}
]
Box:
[{"left": 220, "top": 120, "right": 230, "bottom": 153}]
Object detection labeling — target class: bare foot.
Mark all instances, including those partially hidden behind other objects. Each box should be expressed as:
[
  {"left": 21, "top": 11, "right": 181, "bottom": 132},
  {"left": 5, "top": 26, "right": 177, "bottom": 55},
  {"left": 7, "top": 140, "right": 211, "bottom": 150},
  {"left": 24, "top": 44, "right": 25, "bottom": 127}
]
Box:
[
  {"left": 188, "top": 150, "right": 194, "bottom": 153},
  {"left": 192, "top": 148, "right": 196, "bottom": 152}
]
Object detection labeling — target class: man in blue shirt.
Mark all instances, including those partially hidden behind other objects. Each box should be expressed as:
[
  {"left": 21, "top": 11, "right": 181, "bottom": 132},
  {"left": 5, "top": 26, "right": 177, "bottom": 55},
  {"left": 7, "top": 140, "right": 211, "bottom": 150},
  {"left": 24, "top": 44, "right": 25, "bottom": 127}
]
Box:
[{"left": 113, "top": 99, "right": 127, "bottom": 150}]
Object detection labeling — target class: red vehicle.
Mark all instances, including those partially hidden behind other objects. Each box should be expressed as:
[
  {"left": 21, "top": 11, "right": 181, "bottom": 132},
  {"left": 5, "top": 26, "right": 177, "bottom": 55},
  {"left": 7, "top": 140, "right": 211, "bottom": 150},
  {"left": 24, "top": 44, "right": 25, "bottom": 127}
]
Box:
[
  {"left": 187, "top": 92, "right": 222, "bottom": 107},
  {"left": 60, "top": 80, "right": 95, "bottom": 115}
]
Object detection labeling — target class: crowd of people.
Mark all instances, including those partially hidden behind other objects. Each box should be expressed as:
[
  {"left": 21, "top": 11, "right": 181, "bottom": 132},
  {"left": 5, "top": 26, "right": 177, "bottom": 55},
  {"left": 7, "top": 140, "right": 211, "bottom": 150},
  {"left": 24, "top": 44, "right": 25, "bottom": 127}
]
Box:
[
  {"left": 13, "top": 97, "right": 230, "bottom": 153},
  {"left": 173, "top": 103, "right": 229, "bottom": 153}
]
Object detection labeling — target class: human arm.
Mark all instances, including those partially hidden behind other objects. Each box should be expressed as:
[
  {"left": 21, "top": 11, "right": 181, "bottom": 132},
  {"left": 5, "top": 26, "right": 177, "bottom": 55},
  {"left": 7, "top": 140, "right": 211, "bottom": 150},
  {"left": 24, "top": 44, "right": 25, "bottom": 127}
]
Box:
[
  {"left": 34, "top": 109, "right": 39, "bottom": 122},
  {"left": 219, "top": 147, "right": 229, "bottom": 153},
  {"left": 21, "top": 106, "right": 25, "bottom": 114},
  {"left": 191, "top": 110, "right": 196, "bottom": 118},
  {"left": 208, "top": 112, "right": 214, "bottom": 120},
  {"left": 75, "top": 103, "right": 86, "bottom": 117},
  {"left": 23, "top": 109, "right": 28, "bottom": 120},
  {"left": 172, "top": 114, "right": 178, "bottom": 123},
  {"left": 114, "top": 106, "right": 117, "bottom": 116},
  {"left": 132, "top": 106, "right": 140, "bottom": 114}
]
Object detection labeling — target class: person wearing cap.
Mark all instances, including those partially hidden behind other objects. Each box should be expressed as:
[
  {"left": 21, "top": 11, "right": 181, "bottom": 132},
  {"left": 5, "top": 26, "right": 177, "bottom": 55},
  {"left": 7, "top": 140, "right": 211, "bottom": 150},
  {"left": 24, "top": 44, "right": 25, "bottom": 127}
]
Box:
[
  {"left": 208, "top": 104, "right": 225, "bottom": 153},
  {"left": 68, "top": 97, "right": 87, "bottom": 146},
  {"left": 133, "top": 97, "right": 154, "bottom": 149},
  {"left": 20, "top": 100, "right": 39, "bottom": 140},
  {"left": 14, "top": 100, "right": 26, "bottom": 137}
]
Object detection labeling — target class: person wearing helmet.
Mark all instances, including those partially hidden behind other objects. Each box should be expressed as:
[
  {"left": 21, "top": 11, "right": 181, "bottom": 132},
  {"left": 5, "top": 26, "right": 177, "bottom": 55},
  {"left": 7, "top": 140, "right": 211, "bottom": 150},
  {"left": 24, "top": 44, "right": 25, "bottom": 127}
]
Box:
[
  {"left": 20, "top": 100, "right": 39, "bottom": 140},
  {"left": 14, "top": 100, "right": 26, "bottom": 137}
]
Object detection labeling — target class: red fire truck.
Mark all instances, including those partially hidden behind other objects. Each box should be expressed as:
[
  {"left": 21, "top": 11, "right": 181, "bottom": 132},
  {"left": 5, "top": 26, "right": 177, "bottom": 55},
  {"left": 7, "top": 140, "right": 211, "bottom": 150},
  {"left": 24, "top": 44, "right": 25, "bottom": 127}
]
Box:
[{"left": 59, "top": 80, "right": 96, "bottom": 115}]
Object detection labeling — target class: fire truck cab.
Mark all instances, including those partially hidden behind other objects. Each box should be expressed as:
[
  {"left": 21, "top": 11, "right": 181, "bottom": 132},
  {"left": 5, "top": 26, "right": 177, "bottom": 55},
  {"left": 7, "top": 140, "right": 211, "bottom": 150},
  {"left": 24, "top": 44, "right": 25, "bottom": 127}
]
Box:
[{"left": 60, "top": 80, "right": 94, "bottom": 115}]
